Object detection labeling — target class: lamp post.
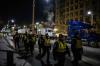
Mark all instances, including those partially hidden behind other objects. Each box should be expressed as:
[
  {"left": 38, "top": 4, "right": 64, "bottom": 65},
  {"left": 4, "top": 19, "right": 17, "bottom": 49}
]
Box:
[
  {"left": 32, "top": 0, "right": 35, "bottom": 34},
  {"left": 32, "top": 0, "right": 50, "bottom": 33},
  {"left": 36, "top": 22, "right": 39, "bottom": 34},
  {"left": 11, "top": 19, "right": 15, "bottom": 23},
  {"left": 87, "top": 11, "right": 93, "bottom": 25}
]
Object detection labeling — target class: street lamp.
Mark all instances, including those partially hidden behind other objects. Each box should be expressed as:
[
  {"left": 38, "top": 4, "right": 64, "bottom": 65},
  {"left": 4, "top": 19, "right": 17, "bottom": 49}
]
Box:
[
  {"left": 32, "top": 0, "right": 35, "bottom": 34},
  {"left": 23, "top": 25, "right": 26, "bottom": 28},
  {"left": 11, "top": 19, "right": 15, "bottom": 23},
  {"left": 36, "top": 22, "right": 39, "bottom": 25},
  {"left": 54, "top": 28, "right": 58, "bottom": 32},
  {"left": 45, "top": 0, "right": 50, "bottom": 3},
  {"left": 12, "top": 27, "right": 15, "bottom": 30},
  {"left": 35, "top": 22, "right": 39, "bottom": 34},
  {"left": 87, "top": 11, "right": 92, "bottom": 15},
  {"left": 87, "top": 11, "right": 93, "bottom": 25},
  {"left": 32, "top": 0, "right": 50, "bottom": 33}
]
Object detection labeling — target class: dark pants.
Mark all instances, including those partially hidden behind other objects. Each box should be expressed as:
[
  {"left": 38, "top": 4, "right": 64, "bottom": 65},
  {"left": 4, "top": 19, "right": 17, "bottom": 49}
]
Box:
[
  {"left": 15, "top": 41, "right": 19, "bottom": 49},
  {"left": 38, "top": 44, "right": 43, "bottom": 55},
  {"left": 54, "top": 52, "right": 66, "bottom": 66},
  {"left": 72, "top": 48, "right": 83, "bottom": 66},
  {"left": 29, "top": 44, "right": 34, "bottom": 55},
  {"left": 24, "top": 43, "right": 29, "bottom": 53},
  {"left": 41, "top": 46, "right": 50, "bottom": 62}
]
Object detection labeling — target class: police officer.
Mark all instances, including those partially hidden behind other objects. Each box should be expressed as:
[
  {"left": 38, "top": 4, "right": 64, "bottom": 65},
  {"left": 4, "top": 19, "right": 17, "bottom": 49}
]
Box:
[
  {"left": 28, "top": 34, "right": 36, "bottom": 55},
  {"left": 23, "top": 33, "right": 29, "bottom": 55},
  {"left": 53, "top": 34, "right": 70, "bottom": 66},
  {"left": 31, "top": 34, "right": 36, "bottom": 54},
  {"left": 40, "top": 34, "right": 51, "bottom": 63},
  {"left": 71, "top": 32, "right": 83, "bottom": 66}
]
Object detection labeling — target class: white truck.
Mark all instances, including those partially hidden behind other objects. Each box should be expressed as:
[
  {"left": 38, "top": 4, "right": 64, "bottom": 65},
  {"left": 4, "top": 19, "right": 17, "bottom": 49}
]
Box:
[{"left": 39, "top": 28, "right": 54, "bottom": 37}]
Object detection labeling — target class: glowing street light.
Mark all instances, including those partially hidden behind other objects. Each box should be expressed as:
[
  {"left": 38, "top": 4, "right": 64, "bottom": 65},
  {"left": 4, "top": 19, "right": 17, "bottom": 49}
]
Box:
[
  {"left": 32, "top": 0, "right": 50, "bottom": 33},
  {"left": 12, "top": 27, "right": 15, "bottom": 30},
  {"left": 54, "top": 28, "right": 58, "bottom": 32},
  {"left": 87, "top": 11, "right": 93, "bottom": 25},
  {"left": 36, "top": 22, "right": 39, "bottom": 25},
  {"left": 23, "top": 25, "right": 26, "bottom": 28},
  {"left": 46, "top": 0, "right": 50, "bottom": 3},
  {"left": 87, "top": 11, "right": 92, "bottom": 15},
  {"left": 11, "top": 19, "right": 15, "bottom": 23}
]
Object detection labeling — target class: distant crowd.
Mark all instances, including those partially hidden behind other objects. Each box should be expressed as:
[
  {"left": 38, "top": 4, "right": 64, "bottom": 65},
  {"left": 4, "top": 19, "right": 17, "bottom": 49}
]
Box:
[{"left": 13, "top": 31, "right": 83, "bottom": 66}]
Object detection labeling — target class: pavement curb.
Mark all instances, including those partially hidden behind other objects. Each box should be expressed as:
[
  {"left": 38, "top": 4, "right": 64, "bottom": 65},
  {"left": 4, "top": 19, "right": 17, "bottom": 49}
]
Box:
[{"left": 82, "top": 56, "right": 100, "bottom": 66}]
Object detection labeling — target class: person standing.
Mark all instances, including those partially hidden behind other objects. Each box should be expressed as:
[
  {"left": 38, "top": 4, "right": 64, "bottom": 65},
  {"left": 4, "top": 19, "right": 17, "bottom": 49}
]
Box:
[
  {"left": 53, "top": 34, "right": 70, "bottom": 66},
  {"left": 71, "top": 32, "right": 83, "bottom": 66}
]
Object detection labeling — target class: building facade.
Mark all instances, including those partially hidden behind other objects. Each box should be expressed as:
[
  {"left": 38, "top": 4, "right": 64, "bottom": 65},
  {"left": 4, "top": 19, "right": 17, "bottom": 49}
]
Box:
[{"left": 55, "top": 0, "right": 100, "bottom": 35}]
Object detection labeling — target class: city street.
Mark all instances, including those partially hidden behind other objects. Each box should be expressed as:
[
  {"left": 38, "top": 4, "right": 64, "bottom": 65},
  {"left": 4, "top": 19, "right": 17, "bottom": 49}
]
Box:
[
  {"left": 0, "top": 0, "right": 100, "bottom": 66},
  {"left": 0, "top": 37, "right": 100, "bottom": 66}
]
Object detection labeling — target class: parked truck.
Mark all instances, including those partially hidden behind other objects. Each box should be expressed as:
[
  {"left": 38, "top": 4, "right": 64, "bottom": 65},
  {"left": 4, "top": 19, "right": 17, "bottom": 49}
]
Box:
[{"left": 39, "top": 28, "right": 54, "bottom": 37}]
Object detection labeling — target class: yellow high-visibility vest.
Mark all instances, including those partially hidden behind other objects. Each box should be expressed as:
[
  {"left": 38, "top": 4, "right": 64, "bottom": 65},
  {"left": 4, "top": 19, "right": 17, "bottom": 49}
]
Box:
[
  {"left": 76, "top": 39, "right": 82, "bottom": 48},
  {"left": 57, "top": 41, "right": 67, "bottom": 52},
  {"left": 32, "top": 37, "right": 36, "bottom": 43},
  {"left": 44, "top": 38, "right": 51, "bottom": 46}
]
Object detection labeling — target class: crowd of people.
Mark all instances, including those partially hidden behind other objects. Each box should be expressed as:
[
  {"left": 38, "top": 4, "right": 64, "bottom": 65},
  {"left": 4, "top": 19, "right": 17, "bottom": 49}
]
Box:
[
  {"left": 13, "top": 32, "right": 36, "bottom": 55},
  {"left": 13, "top": 32, "right": 83, "bottom": 66}
]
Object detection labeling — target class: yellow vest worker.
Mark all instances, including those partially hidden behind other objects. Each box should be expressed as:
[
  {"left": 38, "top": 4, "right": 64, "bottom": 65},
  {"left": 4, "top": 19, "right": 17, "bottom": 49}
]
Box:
[
  {"left": 57, "top": 41, "right": 67, "bottom": 52},
  {"left": 53, "top": 34, "right": 70, "bottom": 66},
  {"left": 32, "top": 36, "right": 36, "bottom": 44},
  {"left": 76, "top": 39, "right": 82, "bottom": 48},
  {"left": 44, "top": 38, "right": 51, "bottom": 46}
]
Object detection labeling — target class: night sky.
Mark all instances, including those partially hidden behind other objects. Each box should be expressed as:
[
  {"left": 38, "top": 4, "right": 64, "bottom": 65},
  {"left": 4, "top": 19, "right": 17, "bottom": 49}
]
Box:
[
  {"left": 8, "top": 0, "right": 33, "bottom": 25},
  {"left": 0, "top": 0, "right": 53, "bottom": 25},
  {"left": 8, "top": 0, "right": 43, "bottom": 25}
]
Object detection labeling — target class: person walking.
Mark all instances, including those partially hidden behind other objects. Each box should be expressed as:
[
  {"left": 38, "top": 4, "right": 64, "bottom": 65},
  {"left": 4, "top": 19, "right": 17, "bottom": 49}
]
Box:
[
  {"left": 13, "top": 32, "right": 20, "bottom": 50},
  {"left": 38, "top": 35, "right": 45, "bottom": 55},
  {"left": 27, "top": 34, "right": 36, "bottom": 55},
  {"left": 23, "top": 33, "right": 28, "bottom": 55},
  {"left": 31, "top": 34, "right": 36, "bottom": 55},
  {"left": 53, "top": 34, "right": 70, "bottom": 66},
  {"left": 40, "top": 34, "right": 51, "bottom": 63},
  {"left": 71, "top": 32, "right": 83, "bottom": 66}
]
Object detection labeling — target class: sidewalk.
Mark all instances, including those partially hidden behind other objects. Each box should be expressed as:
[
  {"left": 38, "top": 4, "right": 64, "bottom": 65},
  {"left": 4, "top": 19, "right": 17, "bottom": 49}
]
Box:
[
  {"left": 0, "top": 37, "right": 26, "bottom": 66},
  {"left": 0, "top": 37, "right": 13, "bottom": 66}
]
